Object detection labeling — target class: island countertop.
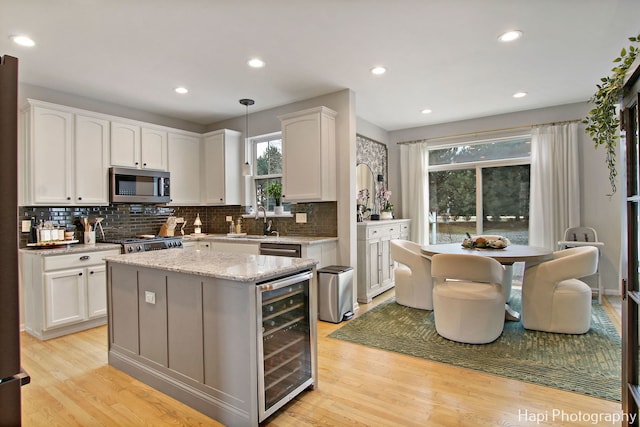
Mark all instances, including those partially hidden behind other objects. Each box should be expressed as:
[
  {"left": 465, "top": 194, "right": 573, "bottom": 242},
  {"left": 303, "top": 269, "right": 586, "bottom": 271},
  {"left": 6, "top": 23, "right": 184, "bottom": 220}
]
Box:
[{"left": 106, "top": 249, "right": 318, "bottom": 282}]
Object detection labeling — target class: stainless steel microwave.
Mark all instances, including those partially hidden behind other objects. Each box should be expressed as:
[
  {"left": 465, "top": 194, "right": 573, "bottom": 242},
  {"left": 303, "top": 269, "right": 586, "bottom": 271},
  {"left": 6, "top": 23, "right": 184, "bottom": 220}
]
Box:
[{"left": 109, "top": 167, "right": 170, "bottom": 204}]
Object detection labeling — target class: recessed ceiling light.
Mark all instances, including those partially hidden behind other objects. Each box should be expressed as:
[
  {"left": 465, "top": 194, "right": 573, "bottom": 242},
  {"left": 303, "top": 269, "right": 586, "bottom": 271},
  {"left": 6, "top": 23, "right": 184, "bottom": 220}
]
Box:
[
  {"left": 248, "top": 58, "right": 265, "bottom": 68},
  {"left": 174, "top": 87, "right": 188, "bottom": 94},
  {"left": 10, "top": 35, "right": 35, "bottom": 47},
  {"left": 370, "top": 66, "right": 386, "bottom": 75},
  {"left": 498, "top": 30, "right": 523, "bottom": 42},
  {"left": 513, "top": 91, "right": 527, "bottom": 98},
  {"left": 421, "top": 109, "right": 432, "bottom": 115}
]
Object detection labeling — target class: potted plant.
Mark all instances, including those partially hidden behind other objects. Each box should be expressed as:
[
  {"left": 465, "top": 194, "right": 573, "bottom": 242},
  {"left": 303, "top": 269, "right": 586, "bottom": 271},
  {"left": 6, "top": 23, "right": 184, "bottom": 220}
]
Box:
[
  {"left": 379, "top": 187, "right": 394, "bottom": 220},
  {"left": 265, "top": 181, "right": 284, "bottom": 214},
  {"left": 584, "top": 33, "right": 640, "bottom": 195}
]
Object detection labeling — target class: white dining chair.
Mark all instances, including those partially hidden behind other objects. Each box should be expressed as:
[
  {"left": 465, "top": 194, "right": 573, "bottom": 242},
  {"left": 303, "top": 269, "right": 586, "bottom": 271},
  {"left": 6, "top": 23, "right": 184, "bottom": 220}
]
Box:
[
  {"left": 431, "top": 253, "right": 505, "bottom": 344},
  {"left": 390, "top": 240, "right": 433, "bottom": 310},
  {"left": 521, "top": 246, "right": 598, "bottom": 334}
]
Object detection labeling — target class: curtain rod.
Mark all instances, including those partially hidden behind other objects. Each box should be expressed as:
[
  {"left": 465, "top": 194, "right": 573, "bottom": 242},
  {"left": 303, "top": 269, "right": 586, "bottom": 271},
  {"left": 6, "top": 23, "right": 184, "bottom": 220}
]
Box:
[{"left": 396, "top": 118, "right": 582, "bottom": 145}]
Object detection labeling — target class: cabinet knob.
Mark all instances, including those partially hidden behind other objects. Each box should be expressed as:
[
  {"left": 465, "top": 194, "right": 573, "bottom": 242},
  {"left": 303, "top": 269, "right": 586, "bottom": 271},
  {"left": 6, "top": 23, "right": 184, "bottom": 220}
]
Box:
[
  {"left": 78, "top": 272, "right": 83, "bottom": 276},
  {"left": 135, "top": 162, "right": 139, "bottom": 166},
  {"left": 66, "top": 197, "right": 71, "bottom": 200},
  {"left": 80, "top": 255, "right": 90, "bottom": 261},
  {"left": 143, "top": 163, "right": 147, "bottom": 167},
  {"left": 78, "top": 196, "right": 82, "bottom": 200},
  {"left": 89, "top": 271, "right": 94, "bottom": 275}
]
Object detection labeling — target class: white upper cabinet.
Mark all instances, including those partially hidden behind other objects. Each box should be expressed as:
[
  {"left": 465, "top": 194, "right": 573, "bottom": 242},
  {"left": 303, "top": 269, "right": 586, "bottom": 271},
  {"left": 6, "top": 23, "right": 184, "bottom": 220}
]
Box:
[
  {"left": 168, "top": 133, "right": 201, "bottom": 205},
  {"left": 74, "top": 115, "right": 110, "bottom": 204},
  {"left": 22, "top": 101, "right": 109, "bottom": 205},
  {"left": 111, "top": 122, "right": 168, "bottom": 171},
  {"left": 110, "top": 121, "right": 140, "bottom": 168},
  {"left": 279, "top": 106, "right": 337, "bottom": 202},
  {"left": 140, "top": 127, "right": 168, "bottom": 170},
  {"left": 202, "top": 129, "right": 242, "bottom": 205}
]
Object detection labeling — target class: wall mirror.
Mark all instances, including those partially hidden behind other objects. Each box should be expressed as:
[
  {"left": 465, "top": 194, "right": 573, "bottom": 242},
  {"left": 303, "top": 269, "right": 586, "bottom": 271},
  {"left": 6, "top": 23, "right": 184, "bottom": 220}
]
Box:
[
  {"left": 356, "top": 134, "right": 388, "bottom": 217},
  {"left": 356, "top": 163, "right": 375, "bottom": 212}
]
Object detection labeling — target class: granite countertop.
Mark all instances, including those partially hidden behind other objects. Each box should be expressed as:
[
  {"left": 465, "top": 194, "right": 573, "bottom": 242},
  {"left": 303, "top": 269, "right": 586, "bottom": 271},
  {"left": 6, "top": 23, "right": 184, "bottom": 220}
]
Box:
[
  {"left": 19, "top": 242, "right": 122, "bottom": 256},
  {"left": 183, "top": 234, "right": 337, "bottom": 245},
  {"left": 106, "top": 249, "right": 318, "bottom": 282}
]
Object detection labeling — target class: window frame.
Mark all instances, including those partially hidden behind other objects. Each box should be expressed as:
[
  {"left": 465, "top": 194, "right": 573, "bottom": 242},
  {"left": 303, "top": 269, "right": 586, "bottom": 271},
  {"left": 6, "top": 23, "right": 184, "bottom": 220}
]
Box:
[
  {"left": 427, "top": 135, "right": 532, "bottom": 238},
  {"left": 249, "top": 131, "right": 290, "bottom": 214}
]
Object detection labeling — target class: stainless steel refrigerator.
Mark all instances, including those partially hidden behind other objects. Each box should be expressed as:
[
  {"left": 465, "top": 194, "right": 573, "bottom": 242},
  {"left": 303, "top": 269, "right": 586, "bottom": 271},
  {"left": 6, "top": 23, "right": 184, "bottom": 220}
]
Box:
[{"left": 0, "top": 54, "right": 29, "bottom": 426}]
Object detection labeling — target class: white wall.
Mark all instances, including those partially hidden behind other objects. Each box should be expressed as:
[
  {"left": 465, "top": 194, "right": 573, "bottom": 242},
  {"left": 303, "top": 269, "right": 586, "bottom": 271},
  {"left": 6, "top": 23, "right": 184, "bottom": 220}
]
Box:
[
  {"left": 387, "top": 102, "right": 622, "bottom": 297},
  {"left": 19, "top": 83, "right": 204, "bottom": 133}
]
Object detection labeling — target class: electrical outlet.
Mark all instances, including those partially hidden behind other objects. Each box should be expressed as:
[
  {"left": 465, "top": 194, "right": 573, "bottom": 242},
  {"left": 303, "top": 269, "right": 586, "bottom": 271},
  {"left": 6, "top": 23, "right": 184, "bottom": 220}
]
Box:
[
  {"left": 226, "top": 216, "right": 232, "bottom": 222},
  {"left": 21, "top": 220, "right": 31, "bottom": 232},
  {"left": 295, "top": 213, "right": 307, "bottom": 224},
  {"left": 144, "top": 291, "right": 156, "bottom": 305}
]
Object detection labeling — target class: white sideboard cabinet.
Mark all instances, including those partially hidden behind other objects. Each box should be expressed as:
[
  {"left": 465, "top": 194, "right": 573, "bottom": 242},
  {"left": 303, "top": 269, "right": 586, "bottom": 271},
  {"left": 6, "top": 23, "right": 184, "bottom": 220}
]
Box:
[
  {"left": 279, "top": 106, "right": 337, "bottom": 202},
  {"left": 21, "top": 247, "right": 122, "bottom": 340},
  {"left": 356, "top": 219, "right": 411, "bottom": 303}
]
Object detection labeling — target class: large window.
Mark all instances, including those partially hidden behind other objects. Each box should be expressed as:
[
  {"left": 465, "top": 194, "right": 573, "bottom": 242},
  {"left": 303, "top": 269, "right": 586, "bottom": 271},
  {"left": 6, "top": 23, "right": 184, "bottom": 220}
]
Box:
[
  {"left": 252, "top": 133, "right": 288, "bottom": 212},
  {"left": 428, "top": 137, "right": 531, "bottom": 244}
]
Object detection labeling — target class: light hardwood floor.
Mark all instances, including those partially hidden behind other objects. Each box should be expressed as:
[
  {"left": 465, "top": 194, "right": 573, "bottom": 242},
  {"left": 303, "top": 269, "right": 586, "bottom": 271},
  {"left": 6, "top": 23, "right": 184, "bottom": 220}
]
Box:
[{"left": 21, "top": 290, "right": 623, "bottom": 427}]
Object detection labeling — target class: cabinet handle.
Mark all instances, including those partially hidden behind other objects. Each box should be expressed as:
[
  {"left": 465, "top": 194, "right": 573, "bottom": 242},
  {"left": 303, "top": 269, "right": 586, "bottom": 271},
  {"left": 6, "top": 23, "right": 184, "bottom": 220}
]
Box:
[
  {"left": 80, "top": 255, "right": 90, "bottom": 261},
  {"left": 89, "top": 271, "right": 94, "bottom": 275},
  {"left": 78, "top": 272, "right": 83, "bottom": 276}
]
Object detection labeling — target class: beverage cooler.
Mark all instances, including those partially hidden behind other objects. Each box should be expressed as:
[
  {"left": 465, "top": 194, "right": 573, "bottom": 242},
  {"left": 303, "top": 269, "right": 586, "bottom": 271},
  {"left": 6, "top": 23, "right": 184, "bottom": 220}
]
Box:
[{"left": 256, "top": 270, "right": 315, "bottom": 421}]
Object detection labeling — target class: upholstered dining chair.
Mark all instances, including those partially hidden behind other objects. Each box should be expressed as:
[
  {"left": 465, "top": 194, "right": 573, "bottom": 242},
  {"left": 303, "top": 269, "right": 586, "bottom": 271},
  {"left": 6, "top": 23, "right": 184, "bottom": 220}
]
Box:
[
  {"left": 521, "top": 246, "right": 598, "bottom": 334},
  {"left": 390, "top": 240, "right": 433, "bottom": 310},
  {"left": 431, "top": 253, "right": 505, "bottom": 344}
]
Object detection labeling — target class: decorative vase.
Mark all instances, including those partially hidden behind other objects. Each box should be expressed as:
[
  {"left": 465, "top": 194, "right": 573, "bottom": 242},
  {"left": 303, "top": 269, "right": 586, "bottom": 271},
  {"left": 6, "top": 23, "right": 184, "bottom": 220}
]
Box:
[
  {"left": 380, "top": 211, "right": 393, "bottom": 220},
  {"left": 274, "top": 205, "right": 284, "bottom": 215}
]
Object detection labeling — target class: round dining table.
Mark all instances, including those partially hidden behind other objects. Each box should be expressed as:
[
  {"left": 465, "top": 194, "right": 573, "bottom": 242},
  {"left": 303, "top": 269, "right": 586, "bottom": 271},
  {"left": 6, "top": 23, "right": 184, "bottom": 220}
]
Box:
[{"left": 420, "top": 243, "right": 553, "bottom": 321}]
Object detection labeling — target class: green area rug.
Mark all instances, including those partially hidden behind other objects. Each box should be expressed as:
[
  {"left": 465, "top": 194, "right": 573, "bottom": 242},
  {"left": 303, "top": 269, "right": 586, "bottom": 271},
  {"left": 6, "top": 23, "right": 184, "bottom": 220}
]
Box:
[{"left": 329, "top": 290, "right": 621, "bottom": 401}]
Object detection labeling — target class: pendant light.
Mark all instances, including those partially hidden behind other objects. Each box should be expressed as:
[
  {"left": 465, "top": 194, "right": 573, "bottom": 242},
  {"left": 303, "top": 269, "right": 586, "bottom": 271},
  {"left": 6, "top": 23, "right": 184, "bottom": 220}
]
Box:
[{"left": 239, "top": 98, "right": 255, "bottom": 176}]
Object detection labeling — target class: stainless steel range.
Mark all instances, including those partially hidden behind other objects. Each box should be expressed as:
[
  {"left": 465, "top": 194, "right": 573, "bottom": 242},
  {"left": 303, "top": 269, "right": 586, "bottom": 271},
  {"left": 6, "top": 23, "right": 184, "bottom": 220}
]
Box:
[{"left": 107, "top": 236, "right": 183, "bottom": 254}]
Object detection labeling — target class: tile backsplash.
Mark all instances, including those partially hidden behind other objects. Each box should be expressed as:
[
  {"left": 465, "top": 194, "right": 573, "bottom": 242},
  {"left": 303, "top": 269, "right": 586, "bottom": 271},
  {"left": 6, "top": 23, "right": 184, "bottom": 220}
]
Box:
[{"left": 18, "top": 202, "right": 337, "bottom": 247}]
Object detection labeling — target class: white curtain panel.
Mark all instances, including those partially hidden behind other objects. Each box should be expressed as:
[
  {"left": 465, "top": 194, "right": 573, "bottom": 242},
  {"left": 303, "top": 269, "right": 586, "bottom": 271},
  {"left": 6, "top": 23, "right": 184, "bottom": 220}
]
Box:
[
  {"left": 400, "top": 142, "right": 429, "bottom": 244},
  {"left": 529, "top": 122, "right": 580, "bottom": 249}
]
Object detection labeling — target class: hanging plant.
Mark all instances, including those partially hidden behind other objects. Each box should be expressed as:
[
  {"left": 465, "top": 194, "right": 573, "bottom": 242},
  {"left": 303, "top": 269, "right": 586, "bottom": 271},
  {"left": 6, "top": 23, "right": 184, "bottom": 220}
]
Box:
[{"left": 584, "top": 33, "right": 640, "bottom": 195}]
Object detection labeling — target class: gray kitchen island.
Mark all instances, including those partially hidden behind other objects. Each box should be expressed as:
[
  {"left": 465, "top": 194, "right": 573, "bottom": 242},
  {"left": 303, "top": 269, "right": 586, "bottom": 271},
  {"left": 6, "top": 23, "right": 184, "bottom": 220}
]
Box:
[{"left": 106, "top": 250, "right": 318, "bottom": 427}]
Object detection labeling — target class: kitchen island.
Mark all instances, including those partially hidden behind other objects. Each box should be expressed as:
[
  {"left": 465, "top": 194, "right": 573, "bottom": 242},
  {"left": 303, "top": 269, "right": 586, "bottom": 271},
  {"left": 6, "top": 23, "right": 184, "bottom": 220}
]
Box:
[{"left": 106, "top": 250, "right": 318, "bottom": 426}]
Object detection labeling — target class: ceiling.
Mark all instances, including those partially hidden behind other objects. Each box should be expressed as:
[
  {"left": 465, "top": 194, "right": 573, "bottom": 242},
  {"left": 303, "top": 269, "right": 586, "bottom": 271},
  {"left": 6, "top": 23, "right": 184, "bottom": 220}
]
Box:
[{"left": 2, "top": 0, "right": 639, "bottom": 131}]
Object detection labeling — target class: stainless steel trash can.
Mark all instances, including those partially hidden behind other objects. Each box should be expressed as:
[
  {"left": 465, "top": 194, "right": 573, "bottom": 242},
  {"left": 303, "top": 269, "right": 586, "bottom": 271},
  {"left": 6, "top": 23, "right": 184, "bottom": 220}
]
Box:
[{"left": 317, "top": 266, "right": 354, "bottom": 323}]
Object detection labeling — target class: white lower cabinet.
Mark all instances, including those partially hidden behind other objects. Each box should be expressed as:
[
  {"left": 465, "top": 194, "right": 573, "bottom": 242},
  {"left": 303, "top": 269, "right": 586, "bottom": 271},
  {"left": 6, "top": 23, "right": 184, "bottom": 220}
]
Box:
[
  {"left": 356, "top": 219, "right": 411, "bottom": 303},
  {"left": 21, "top": 247, "right": 121, "bottom": 340}
]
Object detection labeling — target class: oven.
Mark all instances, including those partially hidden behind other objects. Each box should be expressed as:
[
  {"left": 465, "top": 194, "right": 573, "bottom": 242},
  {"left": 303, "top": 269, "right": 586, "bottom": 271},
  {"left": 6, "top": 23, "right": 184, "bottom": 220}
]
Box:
[
  {"left": 106, "top": 236, "right": 183, "bottom": 254},
  {"left": 256, "top": 270, "right": 316, "bottom": 421}
]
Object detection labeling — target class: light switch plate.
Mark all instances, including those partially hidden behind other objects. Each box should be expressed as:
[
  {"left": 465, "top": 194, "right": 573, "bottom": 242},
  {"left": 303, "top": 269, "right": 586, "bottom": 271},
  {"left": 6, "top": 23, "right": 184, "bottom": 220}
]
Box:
[
  {"left": 145, "top": 291, "right": 156, "bottom": 304},
  {"left": 21, "top": 220, "right": 31, "bottom": 232},
  {"left": 295, "top": 213, "right": 307, "bottom": 224},
  {"left": 226, "top": 216, "right": 232, "bottom": 222}
]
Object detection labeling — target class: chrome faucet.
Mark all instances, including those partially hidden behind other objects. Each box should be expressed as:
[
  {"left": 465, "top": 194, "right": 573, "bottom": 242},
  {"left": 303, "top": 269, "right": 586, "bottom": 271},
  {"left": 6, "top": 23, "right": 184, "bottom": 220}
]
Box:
[{"left": 255, "top": 205, "right": 270, "bottom": 235}]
